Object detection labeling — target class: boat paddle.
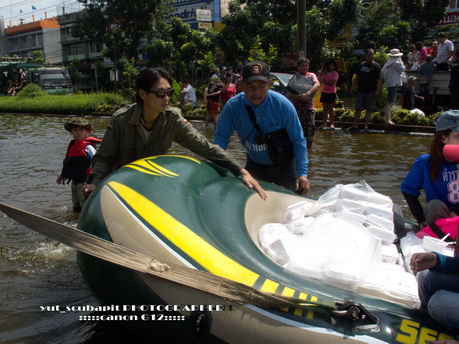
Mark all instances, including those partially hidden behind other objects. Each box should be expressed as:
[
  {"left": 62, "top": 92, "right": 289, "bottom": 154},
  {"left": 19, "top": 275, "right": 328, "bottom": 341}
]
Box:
[{"left": 0, "top": 202, "right": 339, "bottom": 314}]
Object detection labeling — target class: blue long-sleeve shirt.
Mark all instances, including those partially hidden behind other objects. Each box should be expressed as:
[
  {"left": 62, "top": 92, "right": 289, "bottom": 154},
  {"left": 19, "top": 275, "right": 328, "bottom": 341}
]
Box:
[
  {"left": 213, "top": 91, "right": 308, "bottom": 177},
  {"left": 432, "top": 253, "right": 459, "bottom": 274}
]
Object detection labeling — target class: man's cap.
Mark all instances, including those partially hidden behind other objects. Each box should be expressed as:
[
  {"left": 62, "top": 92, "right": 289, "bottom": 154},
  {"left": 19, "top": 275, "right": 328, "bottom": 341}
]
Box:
[
  {"left": 242, "top": 61, "right": 270, "bottom": 83},
  {"left": 64, "top": 117, "right": 92, "bottom": 133},
  {"left": 408, "top": 76, "right": 417, "bottom": 82},
  {"left": 221, "top": 66, "right": 227, "bottom": 70},
  {"left": 436, "top": 110, "right": 459, "bottom": 132}
]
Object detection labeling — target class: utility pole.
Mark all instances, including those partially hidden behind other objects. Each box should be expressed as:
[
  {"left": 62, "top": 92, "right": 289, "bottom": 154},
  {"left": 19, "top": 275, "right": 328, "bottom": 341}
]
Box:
[{"left": 297, "top": 0, "right": 306, "bottom": 59}]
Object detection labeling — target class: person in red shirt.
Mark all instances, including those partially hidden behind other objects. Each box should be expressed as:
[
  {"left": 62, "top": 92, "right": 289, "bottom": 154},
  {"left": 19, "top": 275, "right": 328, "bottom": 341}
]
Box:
[
  {"left": 318, "top": 60, "right": 339, "bottom": 129},
  {"left": 221, "top": 73, "right": 236, "bottom": 107}
]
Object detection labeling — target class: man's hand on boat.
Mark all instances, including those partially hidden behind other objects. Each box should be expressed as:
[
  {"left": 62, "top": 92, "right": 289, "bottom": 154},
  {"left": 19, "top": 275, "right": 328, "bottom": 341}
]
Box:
[
  {"left": 239, "top": 169, "right": 267, "bottom": 200},
  {"left": 410, "top": 252, "right": 438, "bottom": 275},
  {"left": 296, "top": 176, "right": 310, "bottom": 196},
  {"left": 83, "top": 183, "right": 96, "bottom": 198}
]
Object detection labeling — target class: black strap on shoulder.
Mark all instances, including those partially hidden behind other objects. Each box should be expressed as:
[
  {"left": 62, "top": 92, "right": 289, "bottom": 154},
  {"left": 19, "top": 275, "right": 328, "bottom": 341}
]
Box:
[
  {"left": 428, "top": 222, "right": 455, "bottom": 242},
  {"left": 245, "top": 105, "right": 264, "bottom": 137}
]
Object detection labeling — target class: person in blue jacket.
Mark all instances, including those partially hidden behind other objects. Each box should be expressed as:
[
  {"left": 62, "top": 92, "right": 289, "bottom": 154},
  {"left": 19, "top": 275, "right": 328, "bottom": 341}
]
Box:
[
  {"left": 401, "top": 110, "right": 459, "bottom": 229},
  {"left": 411, "top": 251, "right": 459, "bottom": 335},
  {"left": 213, "top": 61, "right": 310, "bottom": 195}
]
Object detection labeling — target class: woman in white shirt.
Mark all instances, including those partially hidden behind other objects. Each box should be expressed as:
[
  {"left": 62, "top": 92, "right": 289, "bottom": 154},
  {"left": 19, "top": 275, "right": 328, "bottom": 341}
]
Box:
[{"left": 382, "top": 48, "right": 406, "bottom": 125}]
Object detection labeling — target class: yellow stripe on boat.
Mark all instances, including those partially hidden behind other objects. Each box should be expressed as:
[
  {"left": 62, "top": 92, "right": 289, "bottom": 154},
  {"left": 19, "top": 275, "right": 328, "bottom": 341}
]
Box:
[
  {"left": 260, "top": 279, "right": 279, "bottom": 293},
  {"left": 155, "top": 154, "right": 202, "bottom": 164},
  {"left": 282, "top": 287, "right": 296, "bottom": 298},
  {"left": 125, "top": 160, "right": 179, "bottom": 177},
  {"left": 107, "top": 181, "right": 260, "bottom": 286}
]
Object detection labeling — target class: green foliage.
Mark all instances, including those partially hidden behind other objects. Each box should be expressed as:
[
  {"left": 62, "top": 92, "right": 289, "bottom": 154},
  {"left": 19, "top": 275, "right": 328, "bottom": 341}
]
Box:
[
  {"left": 392, "top": 109, "right": 431, "bottom": 125},
  {"left": 218, "top": 0, "right": 296, "bottom": 67},
  {"left": 376, "top": 85, "right": 388, "bottom": 110},
  {"left": 170, "top": 80, "right": 181, "bottom": 106},
  {"left": 304, "top": 8, "right": 329, "bottom": 70},
  {"left": 94, "top": 104, "right": 114, "bottom": 112},
  {"left": 356, "top": 0, "right": 448, "bottom": 51},
  {"left": 179, "top": 103, "right": 207, "bottom": 117},
  {"left": 74, "top": 0, "right": 167, "bottom": 62},
  {"left": 119, "top": 58, "right": 139, "bottom": 102},
  {"left": 326, "top": 0, "right": 359, "bottom": 40},
  {"left": 0, "top": 92, "right": 127, "bottom": 115},
  {"left": 16, "top": 83, "right": 47, "bottom": 98},
  {"left": 331, "top": 107, "right": 435, "bottom": 126},
  {"left": 145, "top": 18, "right": 217, "bottom": 81},
  {"left": 67, "top": 58, "right": 80, "bottom": 87},
  {"left": 31, "top": 50, "right": 45, "bottom": 64}
]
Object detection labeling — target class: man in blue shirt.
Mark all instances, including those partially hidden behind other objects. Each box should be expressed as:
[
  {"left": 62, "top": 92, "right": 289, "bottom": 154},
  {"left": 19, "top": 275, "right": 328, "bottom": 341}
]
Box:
[{"left": 213, "top": 61, "right": 310, "bottom": 195}]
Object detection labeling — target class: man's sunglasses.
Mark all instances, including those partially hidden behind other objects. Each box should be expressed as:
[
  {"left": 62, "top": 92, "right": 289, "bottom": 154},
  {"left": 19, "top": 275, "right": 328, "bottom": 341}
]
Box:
[{"left": 147, "top": 89, "right": 174, "bottom": 98}]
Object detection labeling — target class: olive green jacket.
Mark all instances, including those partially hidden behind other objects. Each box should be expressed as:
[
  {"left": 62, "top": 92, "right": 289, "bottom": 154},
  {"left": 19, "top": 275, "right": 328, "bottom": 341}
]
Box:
[{"left": 89, "top": 104, "right": 242, "bottom": 185}]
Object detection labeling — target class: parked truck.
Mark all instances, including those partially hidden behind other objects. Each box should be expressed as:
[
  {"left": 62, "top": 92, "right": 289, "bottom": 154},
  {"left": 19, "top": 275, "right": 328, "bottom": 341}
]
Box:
[
  {"left": 1, "top": 63, "right": 73, "bottom": 95},
  {"left": 28, "top": 66, "right": 73, "bottom": 94}
]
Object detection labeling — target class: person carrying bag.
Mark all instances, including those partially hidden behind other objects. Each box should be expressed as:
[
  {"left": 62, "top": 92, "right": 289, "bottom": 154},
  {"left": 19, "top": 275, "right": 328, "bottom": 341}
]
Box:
[{"left": 245, "top": 105, "right": 294, "bottom": 165}]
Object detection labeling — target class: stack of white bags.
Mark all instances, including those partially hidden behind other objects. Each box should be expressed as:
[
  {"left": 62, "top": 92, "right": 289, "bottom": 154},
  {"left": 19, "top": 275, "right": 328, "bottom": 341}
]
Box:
[{"left": 259, "top": 181, "right": 419, "bottom": 306}]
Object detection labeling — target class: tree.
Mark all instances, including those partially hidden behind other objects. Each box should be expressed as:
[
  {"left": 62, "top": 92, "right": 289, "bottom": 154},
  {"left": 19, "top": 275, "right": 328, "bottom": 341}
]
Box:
[
  {"left": 398, "top": 0, "right": 449, "bottom": 42},
  {"left": 67, "top": 58, "right": 81, "bottom": 90},
  {"left": 216, "top": 0, "right": 296, "bottom": 69},
  {"left": 217, "top": 0, "right": 358, "bottom": 71},
  {"left": 73, "top": 0, "right": 168, "bottom": 62},
  {"left": 119, "top": 58, "right": 139, "bottom": 102},
  {"left": 145, "top": 18, "right": 218, "bottom": 82},
  {"left": 31, "top": 50, "right": 45, "bottom": 64},
  {"left": 355, "top": 0, "right": 449, "bottom": 51}
]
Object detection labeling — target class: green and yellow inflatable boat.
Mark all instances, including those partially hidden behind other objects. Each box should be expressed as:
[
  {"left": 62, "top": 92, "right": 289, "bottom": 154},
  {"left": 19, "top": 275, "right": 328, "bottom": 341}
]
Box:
[{"left": 77, "top": 155, "right": 456, "bottom": 343}]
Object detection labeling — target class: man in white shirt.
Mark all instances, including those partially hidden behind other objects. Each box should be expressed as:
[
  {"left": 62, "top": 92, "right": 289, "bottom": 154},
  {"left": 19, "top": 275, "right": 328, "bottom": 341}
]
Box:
[
  {"left": 180, "top": 80, "right": 197, "bottom": 106},
  {"left": 433, "top": 34, "right": 454, "bottom": 71}
]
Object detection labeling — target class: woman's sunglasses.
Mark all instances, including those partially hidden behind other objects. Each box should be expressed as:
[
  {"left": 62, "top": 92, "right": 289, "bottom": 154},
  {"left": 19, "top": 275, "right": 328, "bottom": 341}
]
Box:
[{"left": 147, "top": 89, "right": 174, "bottom": 98}]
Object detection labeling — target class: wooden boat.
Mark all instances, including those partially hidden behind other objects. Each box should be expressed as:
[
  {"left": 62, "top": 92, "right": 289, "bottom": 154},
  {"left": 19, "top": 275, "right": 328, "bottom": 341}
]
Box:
[{"left": 77, "top": 155, "right": 456, "bottom": 343}]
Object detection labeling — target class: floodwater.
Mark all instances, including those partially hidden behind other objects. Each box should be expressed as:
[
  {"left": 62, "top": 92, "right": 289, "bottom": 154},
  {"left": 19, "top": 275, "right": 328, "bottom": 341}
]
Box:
[{"left": 0, "top": 113, "right": 432, "bottom": 343}]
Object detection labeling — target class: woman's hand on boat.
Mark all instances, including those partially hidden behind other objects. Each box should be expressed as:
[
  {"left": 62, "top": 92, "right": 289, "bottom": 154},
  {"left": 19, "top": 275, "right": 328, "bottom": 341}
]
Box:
[
  {"left": 410, "top": 252, "right": 438, "bottom": 275},
  {"left": 239, "top": 169, "right": 267, "bottom": 200},
  {"left": 295, "top": 176, "right": 310, "bottom": 196}
]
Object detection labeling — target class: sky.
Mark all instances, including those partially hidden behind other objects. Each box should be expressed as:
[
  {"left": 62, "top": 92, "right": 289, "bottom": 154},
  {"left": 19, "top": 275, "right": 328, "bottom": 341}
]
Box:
[{"left": 0, "top": 0, "right": 84, "bottom": 26}]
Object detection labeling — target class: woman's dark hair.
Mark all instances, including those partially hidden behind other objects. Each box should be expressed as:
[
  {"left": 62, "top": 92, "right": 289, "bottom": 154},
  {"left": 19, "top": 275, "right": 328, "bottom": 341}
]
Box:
[
  {"left": 326, "top": 60, "right": 338, "bottom": 72},
  {"left": 136, "top": 68, "right": 173, "bottom": 104},
  {"left": 429, "top": 129, "right": 452, "bottom": 181}
]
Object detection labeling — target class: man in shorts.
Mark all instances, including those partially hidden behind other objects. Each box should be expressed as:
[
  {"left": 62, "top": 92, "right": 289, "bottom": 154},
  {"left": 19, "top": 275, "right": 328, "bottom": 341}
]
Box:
[{"left": 348, "top": 48, "right": 382, "bottom": 132}]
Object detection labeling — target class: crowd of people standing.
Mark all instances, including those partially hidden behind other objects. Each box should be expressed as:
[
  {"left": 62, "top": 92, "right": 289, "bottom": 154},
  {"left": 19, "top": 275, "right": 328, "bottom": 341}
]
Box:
[{"left": 185, "top": 32, "right": 457, "bottom": 141}]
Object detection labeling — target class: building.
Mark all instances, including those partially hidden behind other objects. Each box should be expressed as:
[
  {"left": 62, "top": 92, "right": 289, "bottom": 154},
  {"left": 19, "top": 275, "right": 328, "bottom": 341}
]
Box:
[
  {"left": 57, "top": 9, "right": 109, "bottom": 91},
  {"left": 168, "top": 0, "right": 230, "bottom": 31},
  {"left": 2, "top": 17, "right": 62, "bottom": 64}
]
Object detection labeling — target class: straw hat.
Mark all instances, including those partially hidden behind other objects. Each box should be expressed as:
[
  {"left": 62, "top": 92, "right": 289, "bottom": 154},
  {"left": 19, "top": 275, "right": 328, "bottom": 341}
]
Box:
[{"left": 387, "top": 48, "right": 403, "bottom": 57}]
